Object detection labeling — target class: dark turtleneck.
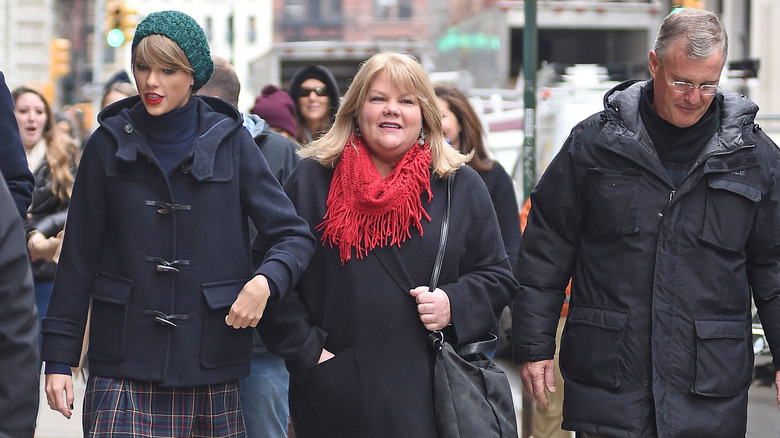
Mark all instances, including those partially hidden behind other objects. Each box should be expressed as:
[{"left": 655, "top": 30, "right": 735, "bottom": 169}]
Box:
[
  {"left": 639, "top": 80, "right": 721, "bottom": 187},
  {"left": 142, "top": 97, "right": 198, "bottom": 173}
]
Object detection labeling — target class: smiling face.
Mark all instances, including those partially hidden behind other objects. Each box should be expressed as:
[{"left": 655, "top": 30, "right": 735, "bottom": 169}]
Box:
[
  {"left": 297, "top": 78, "right": 330, "bottom": 126},
  {"left": 649, "top": 38, "right": 724, "bottom": 128},
  {"left": 14, "top": 91, "right": 47, "bottom": 149},
  {"left": 356, "top": 72, "right": 423, "bottom": 176}
]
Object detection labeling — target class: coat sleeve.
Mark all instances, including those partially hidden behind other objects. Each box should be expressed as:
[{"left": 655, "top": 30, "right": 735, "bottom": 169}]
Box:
[
  {"left": 512, "top": 137, "right": 582, "bottom": 364},
  {"left": 0, "top": 71, "right": 35, "bottom": 218},
  {"left": 748, "top": 132, "right": 780, "bottom": 370},
  {"left": 0, "top": 175, "right": 39, "bottom": 437},
  {"left": 487, "top": 162, "right": 522, "bottom": 270},
  {"left": 255, "top": 159, "right": 328, "bottom": 385},
  {"left": 40, "top": 133, "right": 108, "bottom": 365},
  {"left": 239, "top": 131, "right": 315, "bottom": 301},
  {"left": 439, "top": 167, "right": 519, "bottom": 346}
]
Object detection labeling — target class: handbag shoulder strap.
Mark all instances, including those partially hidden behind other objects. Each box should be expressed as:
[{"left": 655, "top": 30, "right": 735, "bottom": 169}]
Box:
[
  {"left": 429, "top": 172, "right": 454, "bottom": 292},
  {"left": 428, "top": 171, "right": 498, "bottom": 356}
]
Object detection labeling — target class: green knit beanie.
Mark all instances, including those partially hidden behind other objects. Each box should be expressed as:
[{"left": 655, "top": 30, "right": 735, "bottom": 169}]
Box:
[{"left": 131, "top": 10, "right": 213, "bottom": 90}]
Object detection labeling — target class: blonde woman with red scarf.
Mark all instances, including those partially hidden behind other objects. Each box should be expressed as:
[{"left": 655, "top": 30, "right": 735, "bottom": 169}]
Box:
[{"left": 257, "top": 52, "right": 518, "bottom": 438}]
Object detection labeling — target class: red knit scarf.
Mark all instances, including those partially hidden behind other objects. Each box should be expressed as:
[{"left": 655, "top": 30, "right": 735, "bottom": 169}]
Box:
[{"left": 317, "top": 134, "right": 433, "bottom": 263}]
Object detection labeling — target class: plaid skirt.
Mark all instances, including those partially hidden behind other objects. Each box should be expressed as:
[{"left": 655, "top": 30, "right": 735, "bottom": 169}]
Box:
[{"left": 82, "top": 375, "right": 246, "bottom": 437}]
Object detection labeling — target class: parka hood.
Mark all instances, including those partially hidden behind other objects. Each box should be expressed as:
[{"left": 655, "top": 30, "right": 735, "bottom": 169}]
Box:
[{"left": 602, "top": 80, "right": 760, "bottom": 156}]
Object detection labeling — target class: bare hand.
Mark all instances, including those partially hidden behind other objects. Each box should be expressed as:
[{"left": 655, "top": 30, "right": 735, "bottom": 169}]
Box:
[
  {"left": 318, "top": 348, "right": 334, "bottom": 364},
  {"left": 45, "top": 373, "right": 74, "bottom": 419},
  {"left": 28, "top": 231, "right": 61, "bottom": 262},
  {"left": 775, "top": 370, "right": 780, "bottom": 410},
  {"left": 519, "top": 359, "right": 557, "bottom": 406},
  {"left": 410, "top": 286, "right": 451, "bottom": 331},
  {"left": 225, "top": 275, "right": 271, "bottom": 329}
]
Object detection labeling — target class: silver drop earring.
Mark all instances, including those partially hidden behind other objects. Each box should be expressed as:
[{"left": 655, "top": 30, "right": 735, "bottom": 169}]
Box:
[
  {"left": 355, "top": 124, "right": 362, "bottom": 137},
  {"left": 418, "top": 131, "right": 425, "bottom": 146}
]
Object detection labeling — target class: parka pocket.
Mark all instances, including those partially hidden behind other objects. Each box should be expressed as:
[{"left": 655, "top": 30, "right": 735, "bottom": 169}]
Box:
[
  {"left": 200, "top": 279, "right": 253, "bottom": 368},
  {"left": 691, "top": 318, "right": 751, "bottom": 397},
  {"left": 304, "top": 346, "right": 370, "bottom": 431},
  {"left": 699, "top": 178, "right": 760, "bottom": 252},
  {"left": 88, "top": 271, "right": 133, "bottom": 362},
  {"left": 585, "top": 168, "right": 640, "bottom": 235},
  {"left": 560, "top": 306, "right": 628, "bottom": 388}
]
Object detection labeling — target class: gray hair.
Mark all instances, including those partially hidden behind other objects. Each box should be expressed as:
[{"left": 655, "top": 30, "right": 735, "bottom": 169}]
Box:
[{"left": 653, "top": 8, "right": 728, "bottom": 66}]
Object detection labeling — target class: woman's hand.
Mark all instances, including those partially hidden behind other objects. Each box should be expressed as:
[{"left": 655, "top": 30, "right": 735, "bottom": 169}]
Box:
[
  {"left": 410, "top": 286, "right": 451, "bottom": 331},
  {"left": 27, "top": 231, "right": 62, "bottom": 262},
  {"left": 45, "top": 373, "right": 74, "bottom": 419},
  {"left": 225, "top": 275, "right": 271, "bottom": 329}
]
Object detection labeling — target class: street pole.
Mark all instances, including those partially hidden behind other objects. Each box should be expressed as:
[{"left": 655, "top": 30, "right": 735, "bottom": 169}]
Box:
[
  {"left": 521, "top": 2, "right": 537, "bottom": 438},
  {"left": 93, "top": 0, "right": 106, "bottom": 110},
  {"left": 522, "top": 0, "right": 537, "bottom": 204}
]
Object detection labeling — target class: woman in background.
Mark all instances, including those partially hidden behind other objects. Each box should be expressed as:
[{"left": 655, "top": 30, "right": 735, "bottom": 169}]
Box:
[
  {"left": 434, "top": 84, "right": 521, "bottom": 269},
  {"left": 13, "top": 85, "right": 79, "bottom": 330},
  {"left": 100, "top": 80, "right": 137, "bottom": 109},
  {"left": 287, "top": 64, "right": 340, "bottom": 144}
]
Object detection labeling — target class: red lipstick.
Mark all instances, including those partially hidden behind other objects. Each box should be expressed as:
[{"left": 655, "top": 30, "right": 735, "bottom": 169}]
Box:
[{"left": 145, "top": 93, "right": 163, "bottom": 105}]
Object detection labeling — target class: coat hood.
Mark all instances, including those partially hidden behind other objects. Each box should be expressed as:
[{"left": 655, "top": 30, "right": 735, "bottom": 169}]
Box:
[
  {"left": 96, "top": 95, "right": 245, "bottom": 181},
  {"left": 288, "top": 65, "right": 341, "bottom": 123},
  {"left": 602, "top": 80, "right": 760, "bottom": 157}
]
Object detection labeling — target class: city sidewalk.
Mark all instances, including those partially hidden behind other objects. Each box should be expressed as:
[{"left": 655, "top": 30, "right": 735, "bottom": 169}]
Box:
[{"left": 35, "top": 372, "right": 86, "bottom": 438}]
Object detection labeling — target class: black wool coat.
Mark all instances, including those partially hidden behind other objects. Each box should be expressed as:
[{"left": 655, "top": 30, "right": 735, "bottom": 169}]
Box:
[
  {"left": 41, "top": 96, "right": 315, "bottom": 386},
  {"left": 258, "top": 159, "right": 518, "bottom": 438}
]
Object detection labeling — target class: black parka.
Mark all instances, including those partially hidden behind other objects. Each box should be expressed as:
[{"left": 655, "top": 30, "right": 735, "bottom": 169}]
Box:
[
  {"left": 259, "top": 160, "right": 518, "bottom": 437},
  {"left": 513, "top": 81, "right": 780, "bottom": 437},
  {"left": 41, "top": 95, "right": 315, "bottom": 386}
]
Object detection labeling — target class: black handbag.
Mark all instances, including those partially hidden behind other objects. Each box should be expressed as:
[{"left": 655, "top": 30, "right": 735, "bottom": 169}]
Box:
[{"left": 428, "top": 173, "right": 518, "bottom": 438}]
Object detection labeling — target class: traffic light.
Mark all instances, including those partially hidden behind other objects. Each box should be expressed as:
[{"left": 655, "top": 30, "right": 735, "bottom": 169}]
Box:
[
  {"left": 675, "top": 0, "right": 705, "bottom": 8},
  {"left": 49, "top": 38, "right": 71, "bottom": 78},
  {"left": 105, "top": 1, "right": 137, "bottom": 47}
]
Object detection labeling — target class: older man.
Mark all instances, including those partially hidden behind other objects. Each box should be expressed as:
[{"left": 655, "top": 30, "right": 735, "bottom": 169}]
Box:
[{"left": 513, "top": 7, "right": 780, "bottom": 438}]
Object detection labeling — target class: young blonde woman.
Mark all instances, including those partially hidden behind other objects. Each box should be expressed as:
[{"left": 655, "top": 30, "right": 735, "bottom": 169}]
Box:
[{"left": 41, "top": 11, "right": 314, "bottom": 436}]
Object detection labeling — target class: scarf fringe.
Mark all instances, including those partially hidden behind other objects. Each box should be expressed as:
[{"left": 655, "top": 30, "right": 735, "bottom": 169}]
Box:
[{"left": 317, "top": 135, "right": 433, "bottom": 263}]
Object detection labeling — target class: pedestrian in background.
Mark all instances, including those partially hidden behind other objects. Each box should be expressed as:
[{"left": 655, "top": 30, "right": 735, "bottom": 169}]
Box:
[
  {"left": 434, "top": 84, "right": 521, "bottom": 270},
  {"left": 0, "top": 70, "right": 34, "bottom": 218},
  {"left": 41, "top": 11, "right": 315, "bottom": 436},
  {"left": 258, "top": 51, "right": 517, "bottom": 438},
  {"left": 287, "top": 64, "right": 340, "bottom": 144},
  {"left": 199, "top": 55, "right": 300, "bottom": 438},
  {"left": 101, "top": 80, "right": 137, "bottom": 110},
  {"left": 251, "top": 84, "right": 299, "bottom": 143},
  {"left": 514, "top": 7, "right": 780, "bottom": 437},
  {"left": 13, "top": 84, "right": 79, "bottom": 339}
]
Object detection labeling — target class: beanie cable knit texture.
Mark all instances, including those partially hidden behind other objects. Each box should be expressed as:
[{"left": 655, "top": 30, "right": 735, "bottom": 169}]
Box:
[{"left": 132, "top": 10, "right": 214, "bottom": 90}]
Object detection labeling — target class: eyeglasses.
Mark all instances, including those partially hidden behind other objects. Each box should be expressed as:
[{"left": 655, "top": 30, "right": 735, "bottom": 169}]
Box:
[
  {"left": 664, "top": 71, "right": 720, "bottom": 96},
  {"left": 298, "top": 86, "right": 327, "bottom": 97}
]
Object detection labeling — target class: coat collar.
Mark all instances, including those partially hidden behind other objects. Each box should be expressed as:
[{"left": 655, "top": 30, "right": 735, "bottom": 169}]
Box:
[
  {"left": 598, "top": 80, "right": 760, "bottom": 175},
  {"left": 98, "top": 95, "right": 244, "bottom": 181}
]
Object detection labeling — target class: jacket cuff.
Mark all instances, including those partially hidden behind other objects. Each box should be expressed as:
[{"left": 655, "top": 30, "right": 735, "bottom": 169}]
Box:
[{"left": 45, "top": 362, "right": 73, "bottom": 376}]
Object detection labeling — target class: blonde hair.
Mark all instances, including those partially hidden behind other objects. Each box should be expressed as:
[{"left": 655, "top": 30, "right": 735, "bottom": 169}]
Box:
[
  {"left": 101, "top": 81, "right": 138, "bottom": 109},
  {"left": 132, "top": 34, "right": 194, "bottom": 92},
  {"left": 12, "top": 85, "right": 80, "bottom": 202},
  {"left": 300, "top": 52, "right": 470, "bottom": 178}
]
